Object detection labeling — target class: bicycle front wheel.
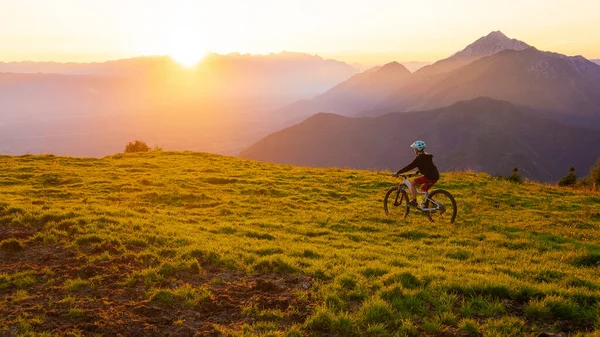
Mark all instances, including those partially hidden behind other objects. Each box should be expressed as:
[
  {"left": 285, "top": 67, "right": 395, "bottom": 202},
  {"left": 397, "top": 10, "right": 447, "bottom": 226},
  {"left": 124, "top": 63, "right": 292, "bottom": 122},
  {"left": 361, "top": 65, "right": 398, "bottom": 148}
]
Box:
[
  {"left": 424, "top": 189, "right": 457, "bottom": 223},
  {"left": 384, "top": 186, "right": 409, "bottom": 218}
]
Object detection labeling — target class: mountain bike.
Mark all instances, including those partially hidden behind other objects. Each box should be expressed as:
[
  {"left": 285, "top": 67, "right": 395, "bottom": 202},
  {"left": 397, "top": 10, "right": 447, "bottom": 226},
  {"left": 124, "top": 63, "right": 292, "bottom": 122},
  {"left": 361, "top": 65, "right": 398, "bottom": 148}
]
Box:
[{"left": 383, "top": 172, "right": 457, "bottom": 223}]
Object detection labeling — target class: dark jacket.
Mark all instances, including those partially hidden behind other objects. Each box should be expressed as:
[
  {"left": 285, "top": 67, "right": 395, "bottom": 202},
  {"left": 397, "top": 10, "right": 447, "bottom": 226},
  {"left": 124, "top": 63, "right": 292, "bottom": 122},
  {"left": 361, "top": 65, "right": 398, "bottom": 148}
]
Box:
[{"left": 396, "top": 153, "right": 440, "bottom": 180}]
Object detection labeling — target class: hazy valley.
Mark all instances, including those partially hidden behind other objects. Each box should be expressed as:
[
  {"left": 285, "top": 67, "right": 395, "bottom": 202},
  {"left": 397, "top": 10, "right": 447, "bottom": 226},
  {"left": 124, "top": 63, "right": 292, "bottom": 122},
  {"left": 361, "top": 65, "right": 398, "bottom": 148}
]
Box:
[
  {"left": 0, "top": 52, "right": 359, "bottom": 156},
  {"left": 3, "top": 31, "right": 599, "bottom": 182}
]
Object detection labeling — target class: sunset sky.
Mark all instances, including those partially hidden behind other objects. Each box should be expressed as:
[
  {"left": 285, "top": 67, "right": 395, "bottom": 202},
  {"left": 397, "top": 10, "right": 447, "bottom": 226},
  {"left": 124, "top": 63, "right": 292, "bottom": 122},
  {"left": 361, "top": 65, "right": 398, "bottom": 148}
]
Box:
[{"left": 2, "top": 0, "right": 599, "bottom": 66}]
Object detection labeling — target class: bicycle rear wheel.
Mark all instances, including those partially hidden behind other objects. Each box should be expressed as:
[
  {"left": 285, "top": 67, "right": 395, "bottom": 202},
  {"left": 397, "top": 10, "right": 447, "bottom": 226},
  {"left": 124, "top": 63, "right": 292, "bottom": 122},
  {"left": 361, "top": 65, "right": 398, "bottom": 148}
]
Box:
[
  {"left": 424, "top": 189, "right": 457, "bottom": 223},
  {"left": 384, "top": 186, "right": 410, "bottom": 218}
]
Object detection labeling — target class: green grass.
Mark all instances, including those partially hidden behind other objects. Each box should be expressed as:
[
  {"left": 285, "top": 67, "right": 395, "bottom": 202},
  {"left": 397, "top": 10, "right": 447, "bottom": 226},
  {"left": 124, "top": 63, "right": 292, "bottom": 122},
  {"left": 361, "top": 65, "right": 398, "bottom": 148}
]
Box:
[
  {"left": 0, "top": 151, "right": 599, "bottom": 336},
  {"left": 63, "top": 278, "right": 89, "bottom": 292},
  {"left": 12, "top": 270, "right": 37, "bottom": 289},
  {"left": 149, "top": 283, "right": 210, "bottom": 307}
]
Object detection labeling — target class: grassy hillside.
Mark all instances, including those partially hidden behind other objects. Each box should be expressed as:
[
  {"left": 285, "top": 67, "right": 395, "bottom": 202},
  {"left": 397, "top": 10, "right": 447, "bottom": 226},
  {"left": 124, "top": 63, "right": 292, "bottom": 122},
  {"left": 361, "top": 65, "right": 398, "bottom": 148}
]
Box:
[{"left": 1, "top": 152, "right": 599, "bottom": 336}]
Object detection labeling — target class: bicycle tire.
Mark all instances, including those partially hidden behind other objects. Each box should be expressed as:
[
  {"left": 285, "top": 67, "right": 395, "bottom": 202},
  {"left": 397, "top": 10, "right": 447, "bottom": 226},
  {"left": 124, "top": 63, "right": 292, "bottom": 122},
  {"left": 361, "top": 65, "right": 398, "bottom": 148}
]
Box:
[
  {"left": 384, "top": 186, "right": 410, "bottom": 217},
  {"left": 424, "top": 189, "right": 457, "bottom": 224}
]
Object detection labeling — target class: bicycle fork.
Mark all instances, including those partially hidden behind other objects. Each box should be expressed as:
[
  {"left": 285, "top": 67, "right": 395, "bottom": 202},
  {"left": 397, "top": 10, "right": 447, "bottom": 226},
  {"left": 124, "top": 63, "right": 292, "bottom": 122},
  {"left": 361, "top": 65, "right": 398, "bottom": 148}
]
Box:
[{"left": 394, "top": 188, "right": 405, "bottom": 206}]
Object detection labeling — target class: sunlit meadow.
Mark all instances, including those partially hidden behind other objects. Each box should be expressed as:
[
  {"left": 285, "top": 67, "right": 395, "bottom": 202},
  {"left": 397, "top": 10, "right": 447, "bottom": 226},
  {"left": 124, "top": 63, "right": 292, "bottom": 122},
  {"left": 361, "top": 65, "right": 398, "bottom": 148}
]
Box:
[{"left": 1, "top": 152, "right": 599, "bottom": 336}]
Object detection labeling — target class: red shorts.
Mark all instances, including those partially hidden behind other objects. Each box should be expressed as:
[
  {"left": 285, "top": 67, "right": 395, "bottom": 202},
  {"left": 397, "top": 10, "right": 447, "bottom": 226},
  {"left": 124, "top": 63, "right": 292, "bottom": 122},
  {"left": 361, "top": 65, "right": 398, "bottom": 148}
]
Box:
[{"left": 414, "top": 176, "right": 438, "bottom": 192}]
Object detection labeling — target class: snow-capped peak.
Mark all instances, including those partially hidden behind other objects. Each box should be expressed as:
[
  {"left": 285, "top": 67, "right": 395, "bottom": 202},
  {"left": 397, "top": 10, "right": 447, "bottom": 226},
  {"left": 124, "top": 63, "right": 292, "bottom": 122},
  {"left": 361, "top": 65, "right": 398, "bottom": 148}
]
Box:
[{"left": 451, "top": 31, "right": 531, "bottom": 59}]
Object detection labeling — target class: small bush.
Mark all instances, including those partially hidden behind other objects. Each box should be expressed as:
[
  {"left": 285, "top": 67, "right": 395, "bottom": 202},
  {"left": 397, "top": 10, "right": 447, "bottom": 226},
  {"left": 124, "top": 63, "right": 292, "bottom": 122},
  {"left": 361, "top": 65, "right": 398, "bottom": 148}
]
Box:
[
  {"left": 589, "top": 157, "right": 600, "bottom": 190},
  {"left": 558, "top": 167, "right": 577, "bottom": 187},
  {"left": 506, "top": 168, "right": 522, "bottom": 183},
  {"left": 124, "top": 140, "right": 151, "bottom": 153}
]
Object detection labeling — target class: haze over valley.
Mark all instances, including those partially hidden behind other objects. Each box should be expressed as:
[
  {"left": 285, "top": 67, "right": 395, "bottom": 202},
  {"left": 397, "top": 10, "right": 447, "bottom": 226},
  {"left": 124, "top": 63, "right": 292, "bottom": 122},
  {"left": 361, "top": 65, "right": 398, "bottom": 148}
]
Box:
[
  {"left": 2, "top": 30, "right": 600, "bottom": 181},
  {"left": 0, "top": 52, "right": 360, "bottom": 156}
]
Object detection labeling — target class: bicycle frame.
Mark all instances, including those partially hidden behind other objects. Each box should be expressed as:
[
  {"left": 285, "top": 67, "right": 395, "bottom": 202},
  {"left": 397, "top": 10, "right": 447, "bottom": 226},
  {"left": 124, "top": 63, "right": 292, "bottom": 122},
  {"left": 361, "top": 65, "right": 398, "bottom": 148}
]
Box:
[{"left": 396, "top": 177, "right": 441, "bottom": 212}]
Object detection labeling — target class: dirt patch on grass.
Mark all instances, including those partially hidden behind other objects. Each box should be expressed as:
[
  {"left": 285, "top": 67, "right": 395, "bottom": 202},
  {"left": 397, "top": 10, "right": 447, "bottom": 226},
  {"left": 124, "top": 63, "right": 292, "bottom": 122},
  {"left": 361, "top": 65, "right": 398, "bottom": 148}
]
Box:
[
  {"left": 0, "top": 242, "right": 315, "bottom": 336},
  {"left": 0, "top": 226, "right": 38, "bottom": 242}
]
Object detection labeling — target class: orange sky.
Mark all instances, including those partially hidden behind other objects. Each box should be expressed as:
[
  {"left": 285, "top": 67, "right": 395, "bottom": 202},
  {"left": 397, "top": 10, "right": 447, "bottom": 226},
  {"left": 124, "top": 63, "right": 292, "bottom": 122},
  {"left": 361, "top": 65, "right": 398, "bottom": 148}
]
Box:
[{"left": 2, "top": 0, "right": 599, "bottom": 66}]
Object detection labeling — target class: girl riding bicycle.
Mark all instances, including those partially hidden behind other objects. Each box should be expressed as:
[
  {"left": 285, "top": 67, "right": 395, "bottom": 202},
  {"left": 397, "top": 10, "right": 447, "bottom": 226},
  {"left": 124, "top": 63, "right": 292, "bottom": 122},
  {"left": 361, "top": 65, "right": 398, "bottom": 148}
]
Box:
[{"left": 393, "top": 140, "right": 439, "bottom": 208}]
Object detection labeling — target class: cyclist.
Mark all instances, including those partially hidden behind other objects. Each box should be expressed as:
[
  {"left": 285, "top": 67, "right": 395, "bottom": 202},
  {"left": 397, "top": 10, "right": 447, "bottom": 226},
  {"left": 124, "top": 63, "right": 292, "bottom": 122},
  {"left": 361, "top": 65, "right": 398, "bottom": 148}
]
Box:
[{"left": 393, "top": 140, "right": 440, "bottom": 208}]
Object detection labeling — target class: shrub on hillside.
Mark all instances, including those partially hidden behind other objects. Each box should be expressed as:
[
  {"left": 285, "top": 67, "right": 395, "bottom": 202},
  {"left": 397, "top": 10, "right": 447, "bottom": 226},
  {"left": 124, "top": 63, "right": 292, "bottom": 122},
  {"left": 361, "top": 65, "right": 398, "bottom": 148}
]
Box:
[
  {"left": 589, "top": 157, "right": 600, "bottom": 190},
  {"left": 558, "top": 167, "right": 577, "bottom": 187},
  {"left": 124, "top": 140, "right": 150, "bottom": 153},
  {"left": 506, "top": 168, "right": 522, "bottom": 183}
]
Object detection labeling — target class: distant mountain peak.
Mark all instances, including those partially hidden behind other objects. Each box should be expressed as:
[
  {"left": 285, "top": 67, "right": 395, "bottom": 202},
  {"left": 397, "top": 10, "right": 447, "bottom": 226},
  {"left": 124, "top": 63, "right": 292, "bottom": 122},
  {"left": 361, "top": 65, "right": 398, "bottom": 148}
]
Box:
[
  {"left": 378, "top": 61, "right": 410, "bottom": 73},
  {"left": 451, "top": 31, "right": 530, "bottom": 60},
  {"left": 414, "top": 31, "right": 532, "bottom": 77},
  {"left": 382, "top": 61, "right": 401, "bottom": 67},
  {"left": 486, "top": 30, "right": 508, "bottom": 39}
]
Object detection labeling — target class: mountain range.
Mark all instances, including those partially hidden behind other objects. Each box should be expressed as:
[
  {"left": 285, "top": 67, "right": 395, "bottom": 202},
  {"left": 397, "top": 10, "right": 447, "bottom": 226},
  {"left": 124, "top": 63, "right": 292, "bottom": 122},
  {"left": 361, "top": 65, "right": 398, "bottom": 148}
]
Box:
[
  {"left": 374, "top": 47, "right": 600, "bottom": 118},
  {"left": 414, "top": 30, "right": 530, "bottom": 78},
  {"left": 276, "top": 61, "right": 412, "bottom": 120},
  {"left": 0, "top": 53, "right": 359, "bottom": 156},
  {"left": 243, "top": 31, "right": 600, "bottom": 181},
  {"left": 0, "top": 52, "right": 359, "bottom": 106},
  {"left": 241, "top": 97, "right": 600, "bottom": 181},
  {"left": 2, "top": 30, "right": 599, "bottom": 180},
  {"left": 274, "top": 31, "right": 600, "bottom": 124},
  {"left": 0, "top": 56, "right": 180, "bottom": 77}
]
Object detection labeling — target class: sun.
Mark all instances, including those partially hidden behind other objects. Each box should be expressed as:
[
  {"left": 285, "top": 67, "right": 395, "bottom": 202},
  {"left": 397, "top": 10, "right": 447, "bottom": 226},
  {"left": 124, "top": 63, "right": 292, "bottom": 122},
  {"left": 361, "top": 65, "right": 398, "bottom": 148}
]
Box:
[
  {"left": 170, "top": 49, "right": 206, "bottom": 68},
  {"left": 166, "top": 34, "right": 207, "bottom": 67},
  {"left": 137, "top": 9, "right": 212, "bottom": 68}
]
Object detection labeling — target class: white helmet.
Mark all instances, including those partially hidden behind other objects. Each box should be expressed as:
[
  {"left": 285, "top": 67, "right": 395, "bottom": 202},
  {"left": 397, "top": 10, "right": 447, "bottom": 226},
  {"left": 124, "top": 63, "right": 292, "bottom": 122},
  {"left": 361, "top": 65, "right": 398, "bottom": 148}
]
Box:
[{"left": 410, "top": 140, "right": 427, "bottom": 151}]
